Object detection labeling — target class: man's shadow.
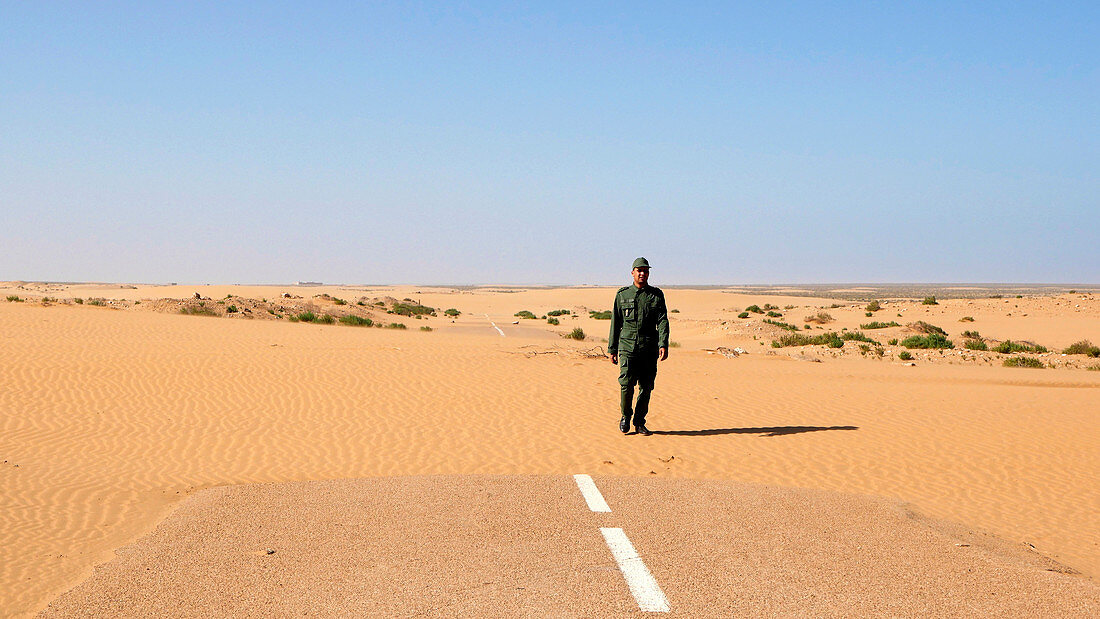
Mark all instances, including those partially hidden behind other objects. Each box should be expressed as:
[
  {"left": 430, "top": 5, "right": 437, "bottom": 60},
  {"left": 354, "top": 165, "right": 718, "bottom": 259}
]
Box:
[{"left": 651, "top": 425, "right": 858, "bottom": 437}]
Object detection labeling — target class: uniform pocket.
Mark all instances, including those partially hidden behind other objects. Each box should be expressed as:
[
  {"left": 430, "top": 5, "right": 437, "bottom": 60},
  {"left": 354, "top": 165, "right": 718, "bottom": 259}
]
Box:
[{"left": 622, "top": 298, "right": 636, "bottom": 321}]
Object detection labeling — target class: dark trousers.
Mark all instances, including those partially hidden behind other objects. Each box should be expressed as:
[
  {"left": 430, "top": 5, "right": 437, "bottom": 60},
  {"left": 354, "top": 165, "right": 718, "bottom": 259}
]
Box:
[{"left": 618, "top": 351, "right": 657, "bottom": 426}]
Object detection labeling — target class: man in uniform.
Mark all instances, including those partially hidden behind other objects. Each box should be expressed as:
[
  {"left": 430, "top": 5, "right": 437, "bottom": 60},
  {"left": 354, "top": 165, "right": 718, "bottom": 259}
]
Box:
[{"left": 608, "top": 257, "right": 670, "bottom": 436}]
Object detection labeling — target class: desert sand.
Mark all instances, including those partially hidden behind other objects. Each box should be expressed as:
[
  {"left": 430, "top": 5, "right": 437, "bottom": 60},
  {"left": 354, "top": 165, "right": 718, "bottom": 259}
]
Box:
[{"left": 2, "top": 282, "right": 1098, "bottom": 615}]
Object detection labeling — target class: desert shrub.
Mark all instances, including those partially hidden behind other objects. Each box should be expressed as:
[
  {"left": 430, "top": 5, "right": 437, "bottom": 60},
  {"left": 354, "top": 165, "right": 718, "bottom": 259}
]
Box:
[
  {"left": 267, "top": 308, "right": 276, "bottom": 315},
  {"left": 226, "top": 305, "right": 238, "bottom": 313},
  {"left": 589, "top": 310, "right": 612, "bottom": 320},
  {"left": 961, "top": 330, "right": 981, "bottom": 338},
  {"left": 763, "top": 318, "right": 800, "bottom": 332},
  {"left": 297, "top": 311, "right": 317, "bottom": 323},
  {"left": 332, "top": 297, "right": 347, "bottom": 305},
  {"left": 385, "top": 322, "right": 407, "bottom": 329},
  {"left": 1004, "top": 357, "right": 1044, "bottom": 368},
  {"left": 888, "top": 338, "right": 898, "bottom": 345},
  {"left": 356, "top": 301, "right": 365, "bottom": 306},
  {"left": 771, "top": 332, "right": 844, "bottom": 348},
  {"left": 1016, "top": 295, "right": 1023, "bottom": 298},
  {"left": 959, "top": 316, "right": 975, "bottom": 322},
  {"left": 74, "top": 298, "right": 84, "bottom": 304},
  {"left": 180, "top": 305, "right": 218, "bottom": 317},
  {"left": 964, "top": 339, "right": 988, "bottom": 351},
  {"left": 829, "top": 303, "right": 844, "bottom": 309},
  {"left": 515, "top": 310, "right": 538, "bottom": 319},
  {"left": 898, "top": 351, "right": 913, "bottom": 361},
  {"left": 745, "top": 304, "right": 763, "bottom": 314},
  {"left": 444, "top": 308, "right": 461, "bottom": 317},
  {"left": 994, "top": 340, "right": 1047, "bottom": 354},
  {"left": 6, "top": 295, "right": 22, "bottom": 302},
  {"left": 804, "top": 311, "right": 834, "bottom": 324},
  {"left": 765, "top": 310, "right": 783, "bottom": 317},
  {"left": 908, "top": 321, "right": 946, "bottom": 336},
  {"left": 922, "top": 296, "right": 938, "bottom": 305},
  {"left": 990, "top": 294, "right": 1003, "bottom": 299},
  {"left": 287, "top": 316, "right": 299, "bottom": 323},
  {"left": 840, "top": 331, "right": 878, "bottom": 344},
  {"left": 392, "top": 302, "right": 435, "bottom": 317},
  {"left": 762, "top": 303, "right": 779, "bottom": 311},
  {"left": 865, "top": 312, "right": 873, "bottom": 317},
  {"left": 316, "top": 314, "right": 335, "bottom": 325},
  {"left": 866, "top": 300, "right": 881, "bottom": 312},
  {"left": 419, "top": 326, "right": 432, "bottom": 332},
  {"left": 670, "top": 309, "right": 680, "bottom": 313},
  {"left": 566, "top": 327, "right": 585, "bottom": 341},
  {"left": 859, "top": 344, "right": 870, "bottom": 354},
  {"left": 339, "top": 315, "right": 373, "bottom": 327},
  {"left": 737, "top": 312, "right": 750, "bottom": 319},
  {"left": 547, "top": 317, "right": 560, "bottom": 325},
  {"left": 1062, "top": 340, "right": 1100, "bottom": 357},
  {"left": 1069, "top": 290, "right": 1077, "bottom": 294},
  {"left": 901, "top": 333, "right": 954, "bottom": 349},
  {"left": 1087, "top": 364, "right": 1100, "bottom": 371},
  {"left": 547, "top": 309, "right": 570, "bottom": 316},
  {"left": 861, "top": 321, "right": 900, "bottom": 329}
]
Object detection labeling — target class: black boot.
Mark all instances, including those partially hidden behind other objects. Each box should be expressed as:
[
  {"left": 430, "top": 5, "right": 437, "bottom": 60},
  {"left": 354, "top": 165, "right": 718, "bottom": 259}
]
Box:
[
  {"left": 620, "top": 414, "right": 632, "bottom": 434},
  {"left": 635, "top": 424, "right": 652, "bottom": 436}
]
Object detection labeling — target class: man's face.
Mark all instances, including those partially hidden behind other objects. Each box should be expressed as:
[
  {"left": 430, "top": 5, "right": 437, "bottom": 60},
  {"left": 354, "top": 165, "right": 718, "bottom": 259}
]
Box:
[{"left": 632, "top": 267, "right": 650, "bottom": 287}]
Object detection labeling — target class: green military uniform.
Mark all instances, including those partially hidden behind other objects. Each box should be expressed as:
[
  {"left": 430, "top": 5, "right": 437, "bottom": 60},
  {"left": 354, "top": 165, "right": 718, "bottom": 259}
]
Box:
[{"left": 608, "top": 261, "right": 670, "bottom": 430}]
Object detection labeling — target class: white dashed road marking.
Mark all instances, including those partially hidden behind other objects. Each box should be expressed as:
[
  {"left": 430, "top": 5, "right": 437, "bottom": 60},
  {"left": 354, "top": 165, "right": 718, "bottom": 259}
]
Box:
[
  {"left": 600, "top": 527, "right": 671, "bottom": 613},
  {"left": 573, "top": 474, "right": 611, "bottom": 512},
  {"left": 484, "top": 314, "right": 506, "bottom": 337}
]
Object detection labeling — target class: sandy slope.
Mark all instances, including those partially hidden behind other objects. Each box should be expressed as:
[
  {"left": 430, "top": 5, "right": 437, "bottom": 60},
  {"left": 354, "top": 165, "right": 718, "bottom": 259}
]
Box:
[{"left": 1, "top": 285, "right": 1098, "bottom": 615}]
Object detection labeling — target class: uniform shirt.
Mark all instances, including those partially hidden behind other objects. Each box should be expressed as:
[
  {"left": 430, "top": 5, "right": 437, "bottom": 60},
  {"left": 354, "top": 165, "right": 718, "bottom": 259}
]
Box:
[{"left": 608, "top": 284, "right": 670, "bottom": 356}]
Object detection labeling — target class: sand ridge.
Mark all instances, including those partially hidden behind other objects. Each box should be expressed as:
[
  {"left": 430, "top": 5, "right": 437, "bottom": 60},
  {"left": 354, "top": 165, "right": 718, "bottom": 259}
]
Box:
[{"left": 1, "top": 284, "right": 1098, "bottom": 615}]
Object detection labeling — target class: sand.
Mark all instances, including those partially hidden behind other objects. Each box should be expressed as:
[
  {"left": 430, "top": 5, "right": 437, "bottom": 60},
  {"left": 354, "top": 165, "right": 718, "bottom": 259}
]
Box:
[{"left": 1, "top": 283, "right": 1098, "bottom": 615}]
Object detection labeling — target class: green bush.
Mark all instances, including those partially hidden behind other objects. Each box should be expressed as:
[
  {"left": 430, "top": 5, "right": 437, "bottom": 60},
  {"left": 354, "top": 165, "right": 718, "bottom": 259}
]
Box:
[
  {"left": 74, "top": 298, "right": 84, "bottom": 304},
  {"left": 547, "top": 317, "right": 560, "bottom": 325},
  {"left": 1062, "top": 340, "right": 1100, "bottom": 357},
  {"left": 762, "top": 303, "right": 779, "bottom": 311},
  {"left": 180, "top": 305, "right": 218, "bottom": 317},
  {"left": 316, "top": 314, "right": 335, "bottom": 325},
  {"left": 959, "top": 316, "right": 975, "bottom": 322},
  {"left": 898, "top": 351, "right": 913, "bottom": 361},
  {"left": 332, "top": 297, "right": 347, "bottom": 305},
  {"left": 444, "top": 308, "right": 461, "bottom": 317},
  {"left": 670, "top": 309, "right": 680, "bottom": 313},
  {"left": 385, "top": 322, "right": 407, "bottom": 329},
  {"left": 588, "top": 310, "right": 612, "bottom": 320},
  {"left": 745, "top": 304, "right": 763, "bottom": 314},
  {"left": 515, "top": 310, "right": 538, "bottom": 319},
  {"left": 964, "top": 339, "right": 988, "bottom": 351},
  {"left": 900, "top": 334, "right": 954, "bottom": 349},
  {"left": 7, "top": 295, "right": 23, "bottom": 302},
  {"left": 419, "top": 326, "right": 432, "bottom": 332},
  {"left": 922, "top": 296, "right": 938, "bottom": 305},
  {"left": 994, "top": 340, "right": 1047, "bottom": 354},
  {"left": 840, "top": 331, "right": 878, "bottom": 344},
  {"left": 888, "top": 338, "right": 898, "bottom": 345},
  {"left": 297, "top": 311, "right": 317, "bottom": 323},
  {"left": 547, "top": 309, "right": 570, "bottom": 316},
  {"left": 861, "top": 321, "right": 900, "bottom": 329},
  {"left": 865, "top": 312, "right": 873, "bottom": 317},
  {"left": 765, "top": 310, "right": 782, "bottom": 317},
  {"left": 392, "top": 302, "right": 435, "bottom": 317},
  {"left": 858, "top": 344, "right": 870, "bottom": 354},
  {"left": 1004, "top": 357, "right": 1044, "bottom": 368},
  {"left": 771, "top": 332, "right": 844, "bottom": 348},
  {"left": 961, "top": 330, "right": 981, "bottom": 338},
  {"left": 866, "top": 300, "right": 881, "bottom": 312},
  {"left": 737, "top": 311, "right": 750, "bottom": 319},
  {"left": 566, "top": 327, "right": 585, "bottom": 341},
  {"left": 763, "top": 318, "right": 800, "bottom": 332},
  {"left": 226, "top": 305, "right": 238, "bottom": 313},
  {"left": 339, "top": 315, "right": 373, "bottom": 327}
]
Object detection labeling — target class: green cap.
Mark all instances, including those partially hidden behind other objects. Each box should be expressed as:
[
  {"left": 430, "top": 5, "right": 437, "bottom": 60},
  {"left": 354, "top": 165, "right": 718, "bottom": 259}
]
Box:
[{"left": 632, "top": 257, "right": 651, "bottom": 269}]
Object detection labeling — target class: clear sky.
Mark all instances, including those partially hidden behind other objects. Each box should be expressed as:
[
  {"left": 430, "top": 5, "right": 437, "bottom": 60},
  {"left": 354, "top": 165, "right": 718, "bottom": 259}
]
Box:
[{"left": 2, "top": 2, "right": 1097, "bottom": 285}]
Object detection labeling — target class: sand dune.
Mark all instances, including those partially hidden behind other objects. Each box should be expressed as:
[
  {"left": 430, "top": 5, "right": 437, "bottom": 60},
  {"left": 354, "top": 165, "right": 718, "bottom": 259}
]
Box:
[{"left": 1, "top": 285, "right": 1098, "bottom": 615}]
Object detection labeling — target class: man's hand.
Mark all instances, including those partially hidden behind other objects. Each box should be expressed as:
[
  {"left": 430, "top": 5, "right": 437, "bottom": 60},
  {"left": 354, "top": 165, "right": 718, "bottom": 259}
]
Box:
[
  {"left": 658, "top": 347, "right": 668, "bottom": 361},
  {"left": 610, "top": 353, "right": 618, "bottom": 364}
]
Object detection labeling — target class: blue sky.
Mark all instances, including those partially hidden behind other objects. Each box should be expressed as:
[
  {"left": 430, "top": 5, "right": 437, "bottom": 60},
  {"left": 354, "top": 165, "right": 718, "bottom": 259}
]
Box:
[{"left": 2, "top": 2, "right": 1096, "bottom": 284}]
